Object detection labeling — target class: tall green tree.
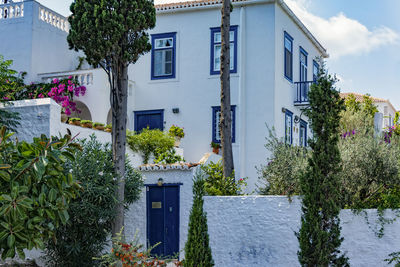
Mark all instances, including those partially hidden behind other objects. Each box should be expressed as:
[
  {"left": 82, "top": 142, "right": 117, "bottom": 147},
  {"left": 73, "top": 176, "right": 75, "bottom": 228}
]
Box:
[
  {"left": 67, "top": 0, "right": 156, "bottom": 236},
  {"left": 297, "top": 64, "right": 349, "bottom": 266},
  {"left": 184, "top": 172, "right": 214, "bottom": 267},
  {"left": 220, "top": 0, "right": 234, "bottom": 178}
]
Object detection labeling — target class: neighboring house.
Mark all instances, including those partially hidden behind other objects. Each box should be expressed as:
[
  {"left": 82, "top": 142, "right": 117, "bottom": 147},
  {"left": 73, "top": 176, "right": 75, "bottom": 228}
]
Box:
[
  {"left": 0, "top": 0, "right": 327, "bottom": 192},
  {"left": 340, "top": 92, "right": 398, "bottom": 130}
]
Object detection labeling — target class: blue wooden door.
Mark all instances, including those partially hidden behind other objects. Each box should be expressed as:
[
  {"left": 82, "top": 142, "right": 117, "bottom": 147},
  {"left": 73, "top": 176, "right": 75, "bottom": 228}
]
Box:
[
  {"left": 147, "top": 185, "right": 179, "bottom": 257},
  {"left": 134, "top": 110, "right": 164, "bottom": 132}
]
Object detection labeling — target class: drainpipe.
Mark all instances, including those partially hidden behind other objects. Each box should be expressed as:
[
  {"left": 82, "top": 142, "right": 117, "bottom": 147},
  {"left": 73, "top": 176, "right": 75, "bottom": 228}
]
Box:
[{"left": 238, "top": 6, "right": 246, "bottom": 179}]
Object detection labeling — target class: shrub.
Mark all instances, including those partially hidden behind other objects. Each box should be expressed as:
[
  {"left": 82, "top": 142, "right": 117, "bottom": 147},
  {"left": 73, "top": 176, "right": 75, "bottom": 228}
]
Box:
[
  {"left": 93, "top": 122, "right": 105, "bottom": 127},
  {"left": 184, "top": 171, "right": 214, "bottom": 267},
  {"left": 168, "top": 125, "right": 184, "bottom": 138},
  {"left": 68, "top": 118, "right": 81, "bottom": 122},
  {"left": 0, "top": 127, "right": 80, "bottom": 259},
  {"left": 80, "top": 120, "right": 92, "bottom": 124},
  {"left": 44, "top": 135, "right": 143, "bottom": 267},
  {"left": 201, "top": 160, "right": 246, "bottom": 196},
  {"left": 154, "top": 148, "right": 185, "bottom": 164},
  {"left": 96, "top": 230, "right": 172, "bottom": 267},
  {"left": 127, "top": 128, "right": 174, "bottom": 164},
  {"left": 257, "top": 127, "right": 309, "bottom": 196}
]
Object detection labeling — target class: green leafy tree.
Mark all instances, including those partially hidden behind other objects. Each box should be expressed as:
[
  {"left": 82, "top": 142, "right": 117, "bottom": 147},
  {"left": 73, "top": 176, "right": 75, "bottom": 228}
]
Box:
[
  {"left": 0, "top": 55, "right": 21, "bottom": 131},
  {"left": 68, "top": 0, "right": 156, "bottom": 236},
  {"left": 297, "top": 65, "right": 349, "bottom": 266},
  {"left": 44, "top": 136, "right": 143, "bottom": 267},
  {"left": 184, "top": 171, "right": 214, "bottom": 267},
  {"left": 0, "top": 127, "right": 80, "bottom": 260}
]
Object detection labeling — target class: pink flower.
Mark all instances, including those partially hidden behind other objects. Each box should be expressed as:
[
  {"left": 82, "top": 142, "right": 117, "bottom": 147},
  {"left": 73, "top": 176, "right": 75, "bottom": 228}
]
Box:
[
  {"left": 38, "top": 93, "right": 44, "bottom": 98},
  {"left": 64, "top": 108, "right": 71, "bottom": 116},
  {"left": 52, "top": 78, "right": 59, "bottom": 84},
  {"left": 68, "top": 75, "right": 73, "bottom": 79},
  {"left": 3, "top": 97, "right": 10, "bottom": 100}
]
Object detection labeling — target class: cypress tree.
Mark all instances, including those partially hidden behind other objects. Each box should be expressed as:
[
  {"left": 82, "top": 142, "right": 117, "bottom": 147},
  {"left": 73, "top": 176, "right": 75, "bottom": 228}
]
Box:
[
  {"left": 184, "top": 172, "right": 214, "bottom": 267},
  {"left": 297, "top": 63, "right": 349, "bottom": 266}
]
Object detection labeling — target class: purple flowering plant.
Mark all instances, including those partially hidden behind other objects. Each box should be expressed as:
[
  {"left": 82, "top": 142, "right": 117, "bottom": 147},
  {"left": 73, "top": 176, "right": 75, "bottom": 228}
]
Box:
[{"left": 4, "top": 76, "right": 86, "bottom": 116}]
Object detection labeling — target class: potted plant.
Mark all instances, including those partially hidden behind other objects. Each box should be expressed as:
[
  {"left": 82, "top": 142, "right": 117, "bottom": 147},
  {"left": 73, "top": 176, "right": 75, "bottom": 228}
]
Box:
[
  {"left": 211, "top": 142, "right": 221, "bottom": 154},
  {"left": 93, "top": 122, "right": 105, "bottom": 130},
  {"left": 61, "top": 112, "right": 68, "bottom": 123},
  {"left": 69, "top": 117, "right": 81, "bottom": 126},
  {"left": 169, "top": 125, "right": 185, "bottom": 147},
  {"left": 105, "top": 124, "right": 112, "bottom": 133},
  {"left": 81, "top": 120, "right": 93, "bottom": 128}
]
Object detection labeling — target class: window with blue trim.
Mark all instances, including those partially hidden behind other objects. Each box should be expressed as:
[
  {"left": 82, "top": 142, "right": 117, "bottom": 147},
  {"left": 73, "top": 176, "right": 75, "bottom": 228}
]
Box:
[
  {"left": 299, "top": 119, "right": 307, "bottom": 147},
  {"left": 212, "top": 106, "right": 236, "bottom": 143},
  {"left": 284, "top": 32, "right": 293, "bottom": 81},
  {"left": 285, "top": 109, "right": 293, "bottom": 145},
  {"left": 299, "top": 47, "right": 308, "bottom": 82},
  {"left": 151, "top": 33, "right": 176, "bottom": 80},
  {"left": 210, "top": 26, "right": 238, "bottom": 75},
  {"left": 313, "top": 60, "right": 319, "bottom": 82}
]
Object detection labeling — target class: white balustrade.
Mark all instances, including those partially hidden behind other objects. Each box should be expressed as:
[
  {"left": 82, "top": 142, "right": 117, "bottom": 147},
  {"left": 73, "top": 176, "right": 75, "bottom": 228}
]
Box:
[
  {"left": 38, "top": 6, "right": 69, "bottom": 32},
  {"left": 41, "top": 72, "right": 94, "bottom": 86},
  {"left": 0, "top": 2, "right": 24, "bottom": 20}
]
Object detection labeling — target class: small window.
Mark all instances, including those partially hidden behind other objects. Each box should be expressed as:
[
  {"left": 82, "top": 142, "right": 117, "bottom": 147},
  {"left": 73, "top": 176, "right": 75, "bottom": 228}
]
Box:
[
  {"left": 284, "top": 32, "right": 293, "bottom": 81},
  {"left": 212, "top": 106, "right": 236, "bottom": 143},
  {"left": 285, "top": 109, "right": 293, "bottom": 145},
  {"left": 210, "top": 26, "right": 238, "bottom": 75},
  {"left": 299, "top": 120, "right": 307, "bottom": 147},
  {"left": 313, "top": 60, "right": 319, "bottom": 82},
  {"left": 134, "top": 109, "right": 164, "bottom": 132},
  {"left": 151, "top": 33, "right": 176, "bottom": 80}
]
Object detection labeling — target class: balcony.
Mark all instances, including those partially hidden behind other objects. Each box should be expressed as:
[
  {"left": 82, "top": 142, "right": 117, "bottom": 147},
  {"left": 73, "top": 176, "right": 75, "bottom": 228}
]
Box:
[{"left": 294, "top": 81, "right": 314, "bottom": 106}]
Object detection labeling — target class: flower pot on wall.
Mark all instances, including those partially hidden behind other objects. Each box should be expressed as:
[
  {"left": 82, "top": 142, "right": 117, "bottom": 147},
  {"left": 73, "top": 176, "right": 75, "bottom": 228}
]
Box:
[
  {"left": 61, "top": 112, "right": 68, "bottom": 123},
  {"left": 94, "top": 125, "right": 105, "bottom": 131},
  {"left": 212, "top": 147, "right": 220, "bottom": 154},
  {"left": 174, "top": 136, "right": 181, "bottom": 147},
  {"left": 82, "top": 123, "right": 92, "bottom": 128}
]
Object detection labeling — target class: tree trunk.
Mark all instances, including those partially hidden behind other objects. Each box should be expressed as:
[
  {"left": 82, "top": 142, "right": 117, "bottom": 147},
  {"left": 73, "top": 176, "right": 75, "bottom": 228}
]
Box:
[
  {"left": 220, "top": 0, "right": 234, "bottom": 178},
  {"left": 111, "top": 63, "right": 128, "bottom": 237}
]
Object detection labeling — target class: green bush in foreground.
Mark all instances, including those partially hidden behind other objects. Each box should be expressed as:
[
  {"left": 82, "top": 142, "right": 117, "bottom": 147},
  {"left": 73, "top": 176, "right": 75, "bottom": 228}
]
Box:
[
  {"left": 44, "top": 135, "right": 143, "bottom": 267},
  {"left": 0, "top": 127, "right": 80, "bottom": 260}
]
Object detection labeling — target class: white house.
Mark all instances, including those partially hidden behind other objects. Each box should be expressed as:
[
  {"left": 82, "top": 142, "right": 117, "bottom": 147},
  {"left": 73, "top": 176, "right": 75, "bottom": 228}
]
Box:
[{"left": 0, "top": 0, "right": 327, "bottom": 192}]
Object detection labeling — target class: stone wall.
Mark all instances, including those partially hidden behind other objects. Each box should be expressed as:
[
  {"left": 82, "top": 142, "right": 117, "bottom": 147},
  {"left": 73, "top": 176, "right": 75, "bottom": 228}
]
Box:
[{"left": 204, "top": 196, "right": 400, "bottom": 267}]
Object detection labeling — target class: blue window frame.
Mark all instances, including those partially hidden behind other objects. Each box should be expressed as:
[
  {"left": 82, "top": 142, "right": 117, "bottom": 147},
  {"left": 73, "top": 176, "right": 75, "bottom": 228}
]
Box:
[
  {"left": 134, "top": 109, "right": 164, "bottom": 132},
  {"left": 284, "top": 31, "right": 293, "bottom": 82},
  {"left": 212, "top": 105, "right": 236, "bottom": 143},
  {"left": 210, "top": 26, "right": 238, "bottom": 75},
  {"left": 313, "top": 60, "right": 319, "bottom": 82},
  {"left": 299, "top": 119, "right": 307, "bottom": 147},
  {"left": 151, "top": 32, "right": 176, "bottom": 80},
  {"left": 299, "top": 47, "right": 308, "bottom": 82},
  {"left": 285, "top": 109, "right": 293, "bottom": 145}
]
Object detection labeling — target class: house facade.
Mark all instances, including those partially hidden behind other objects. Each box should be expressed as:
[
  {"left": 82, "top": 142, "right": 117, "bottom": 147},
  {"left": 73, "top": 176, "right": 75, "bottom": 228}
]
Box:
[
  {"left": 340, "top": 92, "right": 398, "bottom": 130},
  {"left": 0, "top": 0, "right": 327, "bottom": 192}
]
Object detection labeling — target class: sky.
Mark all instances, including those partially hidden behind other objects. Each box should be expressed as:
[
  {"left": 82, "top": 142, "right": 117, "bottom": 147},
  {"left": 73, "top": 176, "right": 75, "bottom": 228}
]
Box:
[{"left": 38, "top": 0, "right": 400, "bottom": 109}]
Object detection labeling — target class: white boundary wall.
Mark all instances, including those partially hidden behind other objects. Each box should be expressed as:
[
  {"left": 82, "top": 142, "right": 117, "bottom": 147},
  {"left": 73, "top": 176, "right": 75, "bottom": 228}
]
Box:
[{"left": 204, "top": 196, "right": 400, "bottom": 267}]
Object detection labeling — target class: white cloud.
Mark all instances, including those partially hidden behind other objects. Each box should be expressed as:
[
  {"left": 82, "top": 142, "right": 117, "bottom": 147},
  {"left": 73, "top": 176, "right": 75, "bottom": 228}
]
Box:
[{"left": 285, "top": 0, "right": 399, "bottom": 59}]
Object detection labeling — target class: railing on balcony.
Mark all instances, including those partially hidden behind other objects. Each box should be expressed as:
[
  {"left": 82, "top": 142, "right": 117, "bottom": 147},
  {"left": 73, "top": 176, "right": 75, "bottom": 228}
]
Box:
[
  {"left": 294, "top": 81, "right": 314, "bottom": 106},
  {"left": 40, "top": 72, "right": 94, "bottom": 86},
  {"left": 0, "top": 1, "right": 24, "bottom": 20},
  {"left": 38, "top": 6, "right": 69, "bottom": 32}
]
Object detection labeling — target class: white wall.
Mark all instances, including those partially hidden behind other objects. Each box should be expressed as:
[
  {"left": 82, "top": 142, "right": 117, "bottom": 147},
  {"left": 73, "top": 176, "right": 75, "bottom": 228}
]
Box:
[{"left": 204, "top": 196, "right": 400, "bottom": 267}]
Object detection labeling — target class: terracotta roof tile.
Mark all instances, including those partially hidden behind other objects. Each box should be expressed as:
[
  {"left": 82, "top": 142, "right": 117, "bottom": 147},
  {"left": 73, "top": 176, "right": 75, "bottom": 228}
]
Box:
[{"left": 340, "top": 92, "right": 397, "bottom": 112}]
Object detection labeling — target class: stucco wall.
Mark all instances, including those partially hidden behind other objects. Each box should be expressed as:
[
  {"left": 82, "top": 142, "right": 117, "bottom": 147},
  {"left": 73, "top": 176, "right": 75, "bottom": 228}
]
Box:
[
  {"left": 125, "top": 168, "right": 195, "bottom": 260},
  {"left": 204, "top": 196, "right": 400, "bottom": 267}
]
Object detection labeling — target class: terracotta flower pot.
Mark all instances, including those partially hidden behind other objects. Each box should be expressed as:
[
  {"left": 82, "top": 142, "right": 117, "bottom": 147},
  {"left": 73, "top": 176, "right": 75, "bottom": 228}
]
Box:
[
  {"left": 82, "top": 123, "right": 92, "bottom": 128},
  {"left": 95, "top": 125, "right": 105, "bottom": 131},
  {"left": 212, "top": 147, "right": 220, "bottom": 154},
  {"left": 61, "top": 113, "right": 68, "bottom": 123},
  {"left": 69, "top": 121, "right": 81, "bottom": 126},
  {"left": 105, "top": 128, "right": 112, "bottom": 133}
]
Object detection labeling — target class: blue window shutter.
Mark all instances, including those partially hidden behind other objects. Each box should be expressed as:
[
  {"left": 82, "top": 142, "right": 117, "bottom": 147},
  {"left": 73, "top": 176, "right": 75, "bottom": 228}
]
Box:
[{"left": 284, "top": 31, "right": 293, "bottom": 82}]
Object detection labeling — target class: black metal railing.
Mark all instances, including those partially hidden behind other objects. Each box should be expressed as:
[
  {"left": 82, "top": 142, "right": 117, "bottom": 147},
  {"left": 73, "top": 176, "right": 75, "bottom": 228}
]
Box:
[{"left": 294, "top": 81, "right": 314, "bottom": 105}]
